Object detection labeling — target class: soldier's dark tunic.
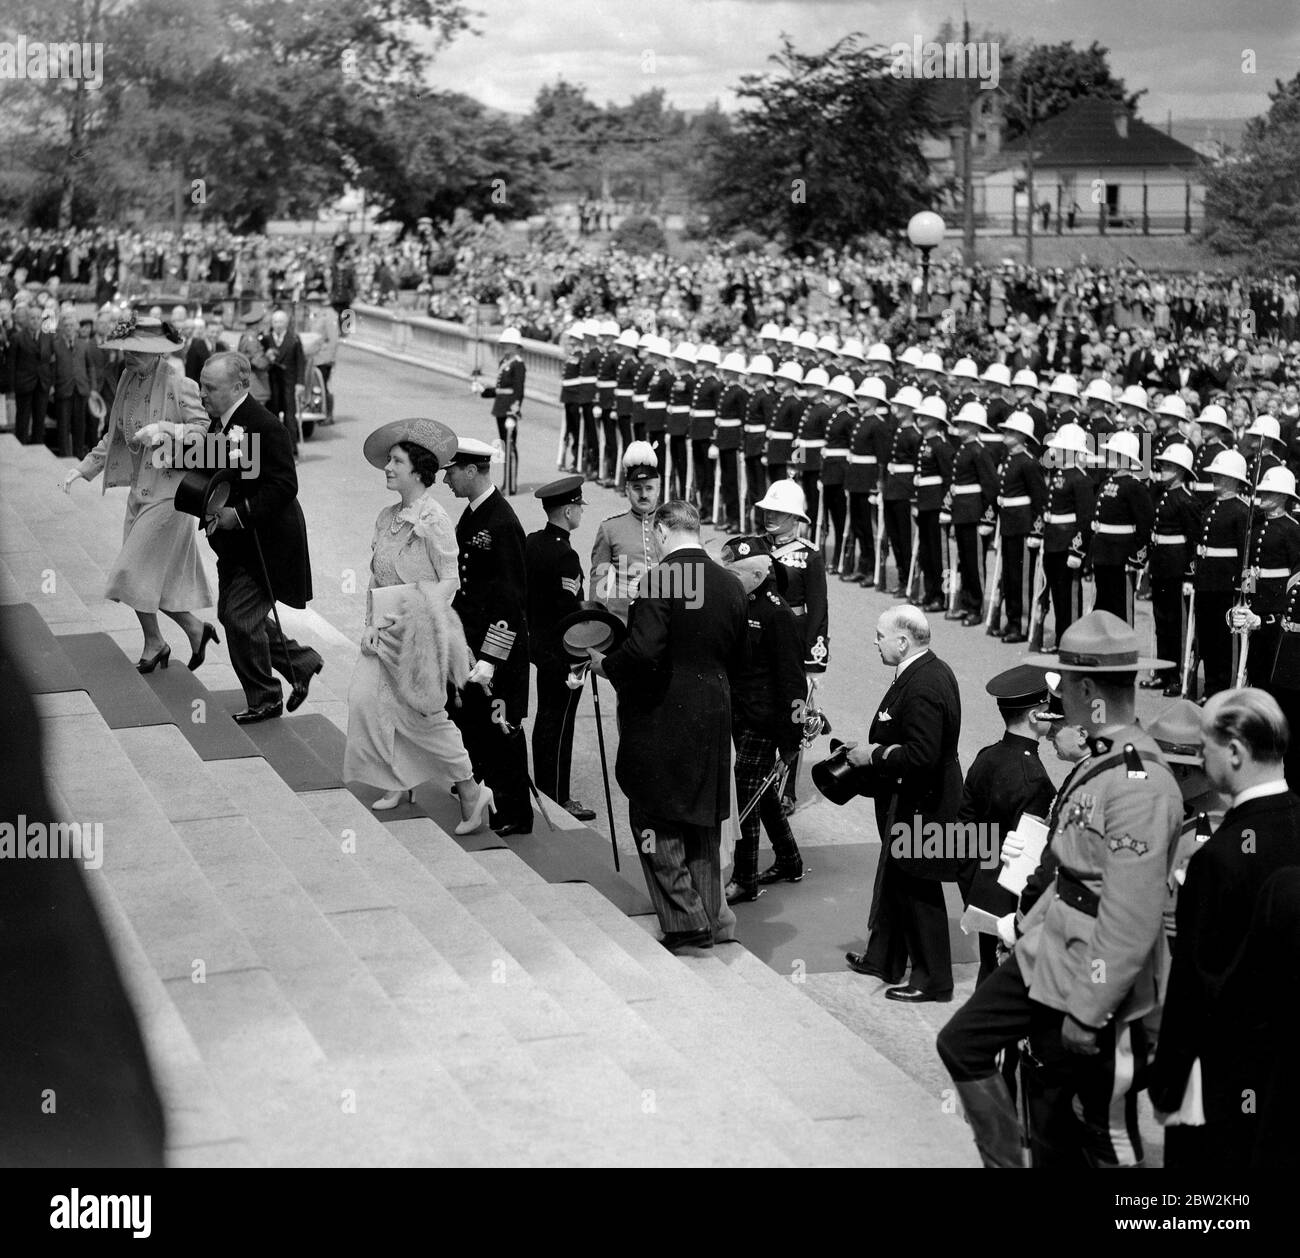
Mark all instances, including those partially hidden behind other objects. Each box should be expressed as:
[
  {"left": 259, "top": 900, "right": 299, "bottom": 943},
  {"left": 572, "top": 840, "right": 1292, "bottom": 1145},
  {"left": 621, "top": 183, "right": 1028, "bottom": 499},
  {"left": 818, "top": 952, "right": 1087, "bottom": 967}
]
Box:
[
  {"left": 1148, "top": 480, "right": 1202, "bottom": 687},
  {"left": 526, "top": 521, "right": 583, "bottom": 808},
  {"left": 1192, "top": 494, "right": 1248, "bottom": 698}
]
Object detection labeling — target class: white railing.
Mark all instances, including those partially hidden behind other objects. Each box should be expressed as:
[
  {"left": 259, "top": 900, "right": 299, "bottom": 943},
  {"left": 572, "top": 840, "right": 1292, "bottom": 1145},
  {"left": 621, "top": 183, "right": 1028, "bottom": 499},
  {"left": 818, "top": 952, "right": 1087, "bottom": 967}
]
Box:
[{"left": 346, "top": 305, "right": 566, "bottom": 404}]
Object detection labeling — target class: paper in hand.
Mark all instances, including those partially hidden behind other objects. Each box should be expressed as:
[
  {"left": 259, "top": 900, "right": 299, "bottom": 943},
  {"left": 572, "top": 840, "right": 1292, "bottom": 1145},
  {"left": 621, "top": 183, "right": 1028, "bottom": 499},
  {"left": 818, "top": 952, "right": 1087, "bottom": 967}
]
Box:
[{"left": 997, "top": 813, "right": 1049, "bottom": 895}]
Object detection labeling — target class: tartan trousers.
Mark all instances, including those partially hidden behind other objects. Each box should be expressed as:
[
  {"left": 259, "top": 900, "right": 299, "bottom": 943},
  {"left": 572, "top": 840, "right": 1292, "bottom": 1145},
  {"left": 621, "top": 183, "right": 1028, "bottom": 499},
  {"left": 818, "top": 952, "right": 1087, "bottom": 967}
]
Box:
[{"left": 732, "top": 725, "right": 800, "bottom": 886}]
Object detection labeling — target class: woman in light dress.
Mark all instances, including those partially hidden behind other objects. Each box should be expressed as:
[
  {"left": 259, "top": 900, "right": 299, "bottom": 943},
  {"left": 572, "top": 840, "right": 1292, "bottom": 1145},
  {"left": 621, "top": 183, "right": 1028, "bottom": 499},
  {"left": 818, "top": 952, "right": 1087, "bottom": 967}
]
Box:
[
  {"left": 344, "top": 417, "right": 492, "bottom": 831},
  {"left": 61, "top": 314, "right": 219, "bottom": 673}
]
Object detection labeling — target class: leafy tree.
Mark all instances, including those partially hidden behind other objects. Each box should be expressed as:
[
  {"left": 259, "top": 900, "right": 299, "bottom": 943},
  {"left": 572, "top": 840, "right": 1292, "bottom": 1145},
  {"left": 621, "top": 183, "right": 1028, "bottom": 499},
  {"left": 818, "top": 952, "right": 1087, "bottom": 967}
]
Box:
[
  {"left": 1202, "top": 72, "right": 1300, "bottom": 269},
  {"left": 999, "top": 39, "right": 1145, "bottom": 139},
  {"left": 612, "top": 214, "right": 667, "bottom": 255},
  {"left": 697, "top": 34, "right": 940, "bottom": 248}
]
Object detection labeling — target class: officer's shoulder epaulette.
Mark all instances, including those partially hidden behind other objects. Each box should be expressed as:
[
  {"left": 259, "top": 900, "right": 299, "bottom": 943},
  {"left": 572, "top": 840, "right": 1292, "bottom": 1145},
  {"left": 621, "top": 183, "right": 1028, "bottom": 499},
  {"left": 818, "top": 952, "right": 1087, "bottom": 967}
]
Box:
[{"left": 602, "top": 509, "right": 629, "bottom": 524}]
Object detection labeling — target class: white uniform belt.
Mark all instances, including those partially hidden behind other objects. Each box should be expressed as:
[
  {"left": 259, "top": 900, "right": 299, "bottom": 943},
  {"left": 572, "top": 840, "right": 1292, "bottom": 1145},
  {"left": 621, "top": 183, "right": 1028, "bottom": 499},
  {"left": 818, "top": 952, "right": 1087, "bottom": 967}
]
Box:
[
  {"left": 1192, "top": 482, "right": 1213, "bottom": 492},
  {"left": 744, "top": 424, "right": 767, "bottom": 433},
  {"left": 597, "top": 380, "right": 617, "bottom": 389},
  {"left": 692, "top": 410, "right": 717, "bottom": 418},
  {"left": 1258, "top": 567, "right": 1290, "bottom": 579},
  {"left": 615, "top": 389, "right": 633, "bottom": 396},
  {"left": 1095, "top": 522, "right": 1136, "bottom": 534},
  {"left": 767, "top": 430, "right": 792, "bottom": 439},
  {"left": 633, "top": 393, "right": 649, "bottom": 402},
  {"left": 952, "top": 484, "right": 983, "bottom": 494},
  {"left": 796, "top": 438, "right": 825, "bottom": 447},
  {"left": 998, "top": 495, "right": 1031, "bottom": 507},
  {"left": 1045, "top": 512, "right": 1077, "bottom": 524},
  {"left": 668, "top": 406, "right": 690, "bottom": 413},
  {"left": 1153, "top": 534, "right": 1187, "bottom": 544},
  {"left": 823, "top": 447, "right": 848, "bottom": 456},
  {"left": 716, "top": 418, "right": 742, "bottom": 427},
  {"left": 916, "top": 476, "right": 944, "bottom": 486},
  {"left": 1200, "top": 546, "right": 1237, "bottom": 557},
  {"left": 576, "top": 376, "right": 596, "bottom": 385},
  {"left": 888, "top": 462, "right": 915, "bottom": 473},
  {"left": 645, "top": 401, "right": 667, "bottom": 410},
  {"left": 850, "top": 455, "right": 878, "bottom": 464}
]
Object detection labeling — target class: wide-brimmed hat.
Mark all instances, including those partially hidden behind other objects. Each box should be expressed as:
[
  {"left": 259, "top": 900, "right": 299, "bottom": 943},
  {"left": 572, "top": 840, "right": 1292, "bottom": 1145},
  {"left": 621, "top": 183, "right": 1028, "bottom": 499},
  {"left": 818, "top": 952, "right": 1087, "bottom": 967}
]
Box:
[
  {"left": 1148, "top": 698, "right": 1205, "bottom": 766},
  {"left": 363, "top": 417, "right": 458, "bottom": 470},
  {"left": 557, "top": 602, "right": 628, "bottom": 662},
  {"left": 104, "top": 312, "right": 184, "bottom": 354},
  {"left": 1024, "top": 610, "right": 1173, "bottom": 673}
]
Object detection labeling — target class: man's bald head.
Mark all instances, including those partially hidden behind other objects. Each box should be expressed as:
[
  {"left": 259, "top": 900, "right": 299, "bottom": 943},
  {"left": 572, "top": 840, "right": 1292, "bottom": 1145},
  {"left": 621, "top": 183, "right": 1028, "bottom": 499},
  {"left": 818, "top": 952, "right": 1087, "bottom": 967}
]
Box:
[{"left": 880, "top": 604, "right": 931, "bottom": 647}]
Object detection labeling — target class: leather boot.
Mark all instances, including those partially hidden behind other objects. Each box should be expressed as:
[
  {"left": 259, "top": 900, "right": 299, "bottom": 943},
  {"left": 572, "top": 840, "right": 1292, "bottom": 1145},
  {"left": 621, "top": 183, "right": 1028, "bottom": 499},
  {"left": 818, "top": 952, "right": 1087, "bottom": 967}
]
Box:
[{"left": 955, "top": 1075, "right": 1025, "bottom": 1168}]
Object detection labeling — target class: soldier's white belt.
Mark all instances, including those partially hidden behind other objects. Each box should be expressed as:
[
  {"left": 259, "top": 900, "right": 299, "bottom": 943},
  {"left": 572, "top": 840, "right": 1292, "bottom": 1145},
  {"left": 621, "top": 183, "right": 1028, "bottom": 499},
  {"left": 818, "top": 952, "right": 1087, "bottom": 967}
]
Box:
[
  {"left": 615, "top": 389, "right": 633, "bottom": 397},
  {"left": 668, "top": 406, "right": 690, "bottom": 413},
  {"left": 1199, "top": 546, "right": 1237, "bottom": 557},
  {"left": 1045, "top": 512, "right": 1077, "bottom": 524},
  {"left": 1192, "top": 482, "right": 1213, "bottom": 492},
  {"left": 888, "top": 462, "right": 915, "bottom": 473},
  {"left": 767, "top": 430, "right": 792, "bottom": 439},
  {"left": 952, "top": 484, "right": 983, "bottom": 494},
  {"left": 823, "top": 447, "right": 849, "bottom": 456},
  {"left": 998, "top": 495, "right": 1031, "bottom": 507},
  {"left": 597, "top": 380, "right": 618, "bottom": 389},
  {"left": 646, "top": 401, "right": 667, "bottom": 410},
  {"left": 916, "top": 476, "right": 944, "bottom": 486},
  {"left": 1257, "top": 567, "right": 1290, "bottom": 579},
  {"left": 692, "top": 410, "right": 717, "bottom": 418},
  {"left": 716, "top": 418, "right": 742, "bottom": 427},
  {"left": 744, "top": 424, "right": 767, "bottom": 433},
  {"left": 850, "top": 455, "right": 879, "bottom": 464},
  {"left": 1095, "top": 522, "right": 1136, "bottom": 534},
  {"left": 576, "top": 377, "right": 596, "bottom": 385},
  {"left": 797, "top": 438, "right": 825, "bottom": 447},
  {"left": 1153, "top": 533, "right": 1187, "bottom": 544},
  {"left": 633, "top": 394, "right": 649, "bottom": 402}
]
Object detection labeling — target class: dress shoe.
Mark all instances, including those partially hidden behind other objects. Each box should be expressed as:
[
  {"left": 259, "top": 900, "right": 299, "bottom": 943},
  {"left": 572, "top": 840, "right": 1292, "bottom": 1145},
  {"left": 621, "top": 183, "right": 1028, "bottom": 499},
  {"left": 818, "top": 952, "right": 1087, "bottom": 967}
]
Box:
[
  {"left": 492, "top": 820, "right": 533, "bottom": 838},
  {"left": 563, "top": 798, "right": 597, "bottom": 822},
  {"left": 921, "top": 599, "right": 945, "bottom": 613},
  {"left": 943, "top": 609, "right": 964, "bottom": 620},
  {"left": 725, "top": 880, "right": 765, "bottom": 904},
  {"left": 662, "top": 928, "right": 713, "bottom": 953},
  {"left": 986, "top": 625, "right": 1005, "bottom": 638},
  {"left": 884, "top": 985, "right": 953, "bottom": 1003},
  {"left": 1001, "top": 631, "right": 1027, "bottom": 645},
  {"left": 137, "top": 644, "right": 171, "bottom": 674},
  {"left": 961, "top": 613, "right": 984, "bottom": 627},
  {"left": 373, "top": 788, "right": 415, "bottom": 811},
  {"left": 856, "top": 576, "right": 875, "bottom": 588},
  {"left": 845, "top": 951, "right": 902, "bottom": 982},
  {"left": 286, "top": 659, "right": 323, "bottom": 713},
  {"left": 838, "top": 572, "right": 861, "bottom": 583},
  {"left": 889, "top": 587, "right": 908, "bottom": 599},
  {"left": 186, "top": 622, "right": 220, "bottom": 671},
  {"left": 757, "top": 860, "right": 805, "bottom": 884},
  {"left": 233, "top": 700, "right": 283, "bottom": 724}
]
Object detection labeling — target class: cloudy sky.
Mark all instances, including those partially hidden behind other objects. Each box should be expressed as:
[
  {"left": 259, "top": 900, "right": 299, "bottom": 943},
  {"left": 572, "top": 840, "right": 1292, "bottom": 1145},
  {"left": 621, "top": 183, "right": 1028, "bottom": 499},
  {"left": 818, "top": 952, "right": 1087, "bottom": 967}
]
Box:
[{"left": 425, "top": 0, "right": 1299, "bottom": 123}]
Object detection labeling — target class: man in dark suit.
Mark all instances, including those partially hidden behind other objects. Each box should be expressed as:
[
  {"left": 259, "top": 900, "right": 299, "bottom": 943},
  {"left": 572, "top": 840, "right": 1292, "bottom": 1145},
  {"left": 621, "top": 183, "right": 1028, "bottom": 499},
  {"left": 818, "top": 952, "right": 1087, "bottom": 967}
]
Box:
[
  {"left": 843, "top": 605, "right": 964, "bottom": 1000},
  {"left": 50, "top": 311, "right": 92, "bottom": 458},
  {"left": 261, "top": 309, "right": 306, "bottom": 456},
  {"left": 197, "top": 351, "right": 322, "bottom": 724},
  {"left": 184, "top": 316, "right": 213, "bottom": 383},
  {"left": 1149, "top": 687, "right": 1300, "bottom": 1170},
  {"left": 444, "top": 439, "right": 534, "bottom": 836},
  {"left": 12, "top": 304, "right": 53, "bottom": 445},
  {"left": 590, "top": 500, "right": 750, "bottom": 950}
]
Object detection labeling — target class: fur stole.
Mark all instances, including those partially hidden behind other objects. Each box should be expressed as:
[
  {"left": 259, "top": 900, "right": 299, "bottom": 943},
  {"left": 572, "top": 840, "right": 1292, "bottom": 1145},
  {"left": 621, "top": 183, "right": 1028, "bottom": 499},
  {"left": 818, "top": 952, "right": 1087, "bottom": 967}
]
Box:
[{"left": 393, "top": 581, "right": 471, "bottom": 714}]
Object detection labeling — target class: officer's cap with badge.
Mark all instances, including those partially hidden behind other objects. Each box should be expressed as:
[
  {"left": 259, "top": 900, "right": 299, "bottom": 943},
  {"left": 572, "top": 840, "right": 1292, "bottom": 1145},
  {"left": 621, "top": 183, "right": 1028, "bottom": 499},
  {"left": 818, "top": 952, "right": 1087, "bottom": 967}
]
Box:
[
  {"left": 719, "top": 535, "right": 788, "bottom": 595},
  {"left": 449, "top": 437, "right": 497, "bottom": 468},
  {"left": 986, "top": 663, "right": 1050, "bottom": 712},
  {"left": 535, "top": 475, "right": 585, "bottom": 511}
]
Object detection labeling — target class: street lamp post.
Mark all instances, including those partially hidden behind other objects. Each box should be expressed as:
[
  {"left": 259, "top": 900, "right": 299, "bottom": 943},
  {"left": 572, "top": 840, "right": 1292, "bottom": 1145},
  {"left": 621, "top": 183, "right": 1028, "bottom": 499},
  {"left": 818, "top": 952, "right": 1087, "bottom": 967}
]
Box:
[{"left": 907, "top": 211, "right": 947, "bottom": 332}]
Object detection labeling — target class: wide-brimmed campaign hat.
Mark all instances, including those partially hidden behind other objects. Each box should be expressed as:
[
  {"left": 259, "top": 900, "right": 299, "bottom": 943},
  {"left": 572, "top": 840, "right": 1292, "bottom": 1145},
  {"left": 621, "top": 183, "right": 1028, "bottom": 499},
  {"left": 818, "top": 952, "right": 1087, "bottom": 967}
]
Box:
[
  {"left": 363, "top": 417, "right": 458, "bottom": 470},
  {"left": 1024, "top": 610, "right": 1173, "bottom": 673},
  {"left": 557, "top": 602, "right": 628, "bottom": 662},
  {"left": 104, "top": 312, "right": 184, "bottom": 354},
  {"left": 1148, "top": 698, "right": 1205, "bottom": 766}
]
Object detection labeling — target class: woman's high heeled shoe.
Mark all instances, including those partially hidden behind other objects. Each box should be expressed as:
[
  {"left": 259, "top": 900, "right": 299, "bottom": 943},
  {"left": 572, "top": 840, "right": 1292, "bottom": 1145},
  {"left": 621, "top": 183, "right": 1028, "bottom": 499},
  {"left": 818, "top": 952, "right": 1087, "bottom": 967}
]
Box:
[
  {"left": 187, "top": 622, "right": 221, "bottom": 671},
  {"left": 372, "top": 788, "right": 415, "bottom": 812},
  {"left": 137, "top": 645, "right": 170, "bottom": 674},
  {"left": 454, "top": 786, "right": 494, "bottom": 835}
]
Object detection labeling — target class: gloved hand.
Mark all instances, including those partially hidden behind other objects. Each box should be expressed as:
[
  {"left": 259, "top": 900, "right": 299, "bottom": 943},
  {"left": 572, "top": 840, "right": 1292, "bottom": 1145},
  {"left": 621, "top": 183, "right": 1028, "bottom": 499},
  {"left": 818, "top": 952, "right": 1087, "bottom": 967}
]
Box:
[
  {"left": 708, "top": 444, "right": 719, "bottom": 460},
  {"left": 995, "top": 913, "right": 1017, "bottom": 948},
  {"left": 1027, "top": 532, "right": 1042, "bottom": 551},
  {"left": 1067, "top": 548, "right": 1084, "bottom": 570},
  {"left": 1182, "top": 580, "right": 1195, "bottom": 598},
  {"left": 564, "top": 664, "right": 588, "bottom": 690},
  {"left": 939, "top": 510, "right": 952, "bottom": 525},
  {"left": 1125, "top": 546, "right": 1148, "bottom": 576},
  {"left": 130, "top": 421, "right": 169, "bottom": 447},
  {"left": 467, "top": 659, "right": 496, "bottom": 690},
  {"left": 999, "top": 830, "right": 1024, "bottom": 867},
  {"left": 61, "top": 469, "right": 82, "bottom": 494},
  {"left": 868, "top": 493, "right": 880, "bottom": 508},
  {"left": 1230, "top": 606, "right": 1261, "bottom": 632}
]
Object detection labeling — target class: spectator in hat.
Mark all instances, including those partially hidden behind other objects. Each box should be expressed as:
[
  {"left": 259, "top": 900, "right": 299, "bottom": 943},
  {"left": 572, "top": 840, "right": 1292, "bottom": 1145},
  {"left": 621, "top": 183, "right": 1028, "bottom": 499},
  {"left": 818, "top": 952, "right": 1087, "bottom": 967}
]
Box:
[
  {"left": 237, "top": 306, "right": 271, "bottom": 404},
  {"left": 261, "top": 308, "right": 306, "bottom": 457},
  {"left": 526, "top": 476, "right": 596, "bottom": 822},
  {"left": 343, "top": 418, "right": 489, "bottom": 829}
]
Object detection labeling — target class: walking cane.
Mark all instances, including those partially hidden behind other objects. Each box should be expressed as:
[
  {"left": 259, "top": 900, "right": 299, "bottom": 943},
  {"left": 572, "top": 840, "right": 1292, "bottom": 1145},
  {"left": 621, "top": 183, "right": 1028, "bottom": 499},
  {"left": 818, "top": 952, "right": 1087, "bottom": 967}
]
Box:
[{"left": 589, "top": 671, "right": 620, "bottom": 871}]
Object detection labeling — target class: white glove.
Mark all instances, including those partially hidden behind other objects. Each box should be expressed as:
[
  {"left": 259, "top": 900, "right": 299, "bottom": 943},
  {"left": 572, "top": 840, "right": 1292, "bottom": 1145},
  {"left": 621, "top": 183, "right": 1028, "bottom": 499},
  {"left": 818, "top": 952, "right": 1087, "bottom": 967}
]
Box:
[
  {"left": 61, "top": 470, "right": 82, "bottom": 494},
  {"left": 565, "top": 664, "right": 588, "bottom": 690},
  {"left": 131, "top": 421, "right": 169, "bottom": 447},
  {"left": 708, "top": 444, "right": 719, "bottom": 459},
  {"left": 999, "top": 829, "right": 1024, "bottom": 867},
  {"left": 1182, "top": 581, "right": 1195, "bottom": 598},
  {"left": 360, "top": 626, "right": 379, "bottom": 656},
  {"left": 1066, "top": 552, "right": 1083, "bottom": 569},
  {"left": 467, "top": 659, "right": 496, "bottom": 689},
  {"left": 1230, "top": 606, "right": 1261, "bottom": 632},
  {"left": 995, "top": 913, "right": 1017, "bottom": 948}
]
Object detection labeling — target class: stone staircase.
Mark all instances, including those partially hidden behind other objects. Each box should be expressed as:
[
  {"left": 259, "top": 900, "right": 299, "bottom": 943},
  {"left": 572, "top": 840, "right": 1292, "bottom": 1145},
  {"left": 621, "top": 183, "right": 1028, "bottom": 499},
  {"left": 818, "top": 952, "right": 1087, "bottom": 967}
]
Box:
[{"left": 0, "top": 434, "right": 976, "bottom": 1167}]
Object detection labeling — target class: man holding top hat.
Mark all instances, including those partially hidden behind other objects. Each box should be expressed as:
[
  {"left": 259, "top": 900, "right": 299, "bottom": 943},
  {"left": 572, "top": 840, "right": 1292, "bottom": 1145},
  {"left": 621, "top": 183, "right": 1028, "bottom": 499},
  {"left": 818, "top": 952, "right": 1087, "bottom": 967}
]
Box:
[
  {"left": 587, "top": 501, "right": 750, "bottom": 951},
  {"left": 717, "top": 535, "right": 808, "bottom": 902},
  {"left": 937, "top": 611, "right": 1181, "bottom": 1169},
  {"left": 444, "top": 437, "right": 533, "bottom": 836},
  {"left": 526, "top": 475, "right": 597, "bottom": 822},
  {"left": 195, "top": 350, "right": 321, "bottom": 725}
]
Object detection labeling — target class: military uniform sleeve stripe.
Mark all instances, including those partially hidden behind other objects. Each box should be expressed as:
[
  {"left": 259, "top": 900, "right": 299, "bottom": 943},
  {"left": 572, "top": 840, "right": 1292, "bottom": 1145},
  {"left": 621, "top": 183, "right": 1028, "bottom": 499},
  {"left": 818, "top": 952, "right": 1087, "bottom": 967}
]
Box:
[{"left": 481, "top": 620, "right": 517, "bottom": 661}]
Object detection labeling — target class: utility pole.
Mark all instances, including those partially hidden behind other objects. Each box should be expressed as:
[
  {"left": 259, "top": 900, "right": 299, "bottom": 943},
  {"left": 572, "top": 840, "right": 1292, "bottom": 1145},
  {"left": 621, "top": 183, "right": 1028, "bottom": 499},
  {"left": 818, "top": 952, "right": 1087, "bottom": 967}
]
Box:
[
  {"left": 1025, "top": 85, "right": 1034, "bottom": 268},
  {"left": 961, "top": 10, "right": 975, "bottom": 265}
]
